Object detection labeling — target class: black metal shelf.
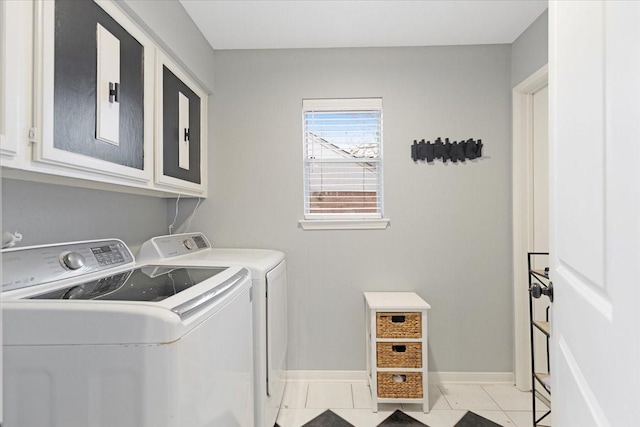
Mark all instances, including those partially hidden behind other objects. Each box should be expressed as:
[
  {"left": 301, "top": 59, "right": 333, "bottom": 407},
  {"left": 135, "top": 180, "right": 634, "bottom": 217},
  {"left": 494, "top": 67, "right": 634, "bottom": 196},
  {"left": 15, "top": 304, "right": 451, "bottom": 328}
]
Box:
[
  {"left": 533, "top": 320, "right": 551, "bottom": 337},
  {"left": 528, "top": 252, "right": 552, "bottom": 427},
  {"left": 533, "top": 372, "right": 551, "bottom": 392},
  {"left": 533, "top": 387, "right": 551, "bottom": 411},
  {"left": 530, "top": 269, "right": 549, "bottom": 281}
]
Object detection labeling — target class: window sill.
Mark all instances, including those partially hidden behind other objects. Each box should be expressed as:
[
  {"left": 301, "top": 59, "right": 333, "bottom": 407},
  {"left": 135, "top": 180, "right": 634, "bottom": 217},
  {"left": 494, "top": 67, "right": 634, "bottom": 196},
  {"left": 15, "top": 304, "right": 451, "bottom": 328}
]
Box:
[{"left": 298, "top": 218, "right": 390, "bottom": 231}]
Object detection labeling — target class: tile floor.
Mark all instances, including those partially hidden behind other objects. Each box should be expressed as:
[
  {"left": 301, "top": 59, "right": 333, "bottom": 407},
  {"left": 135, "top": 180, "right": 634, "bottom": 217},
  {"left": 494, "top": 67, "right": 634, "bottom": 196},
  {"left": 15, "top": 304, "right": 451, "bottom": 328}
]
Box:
[{"left": 276, "top": 382, "right": 551, "bottom": 427}]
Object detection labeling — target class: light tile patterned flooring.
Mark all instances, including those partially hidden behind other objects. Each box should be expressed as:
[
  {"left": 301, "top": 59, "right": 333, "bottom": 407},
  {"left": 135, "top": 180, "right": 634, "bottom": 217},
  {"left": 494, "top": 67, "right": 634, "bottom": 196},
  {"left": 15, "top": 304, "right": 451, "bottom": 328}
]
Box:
[{"left": 277, "top": 382, "right": 551, "bottom": 427}]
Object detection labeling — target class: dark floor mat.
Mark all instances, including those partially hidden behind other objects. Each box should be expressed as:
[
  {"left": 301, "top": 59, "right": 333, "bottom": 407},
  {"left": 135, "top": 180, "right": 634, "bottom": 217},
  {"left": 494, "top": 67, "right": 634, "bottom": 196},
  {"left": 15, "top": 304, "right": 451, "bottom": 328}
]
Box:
[
  {"left": 454, "top": 411, "right": 503, "bottom": 427},
  {"left": 302, "top": 409, "right": 355, "bottom": 427},
  {"left": 377, "top": 409, "right": 429, "bottom": 426}
]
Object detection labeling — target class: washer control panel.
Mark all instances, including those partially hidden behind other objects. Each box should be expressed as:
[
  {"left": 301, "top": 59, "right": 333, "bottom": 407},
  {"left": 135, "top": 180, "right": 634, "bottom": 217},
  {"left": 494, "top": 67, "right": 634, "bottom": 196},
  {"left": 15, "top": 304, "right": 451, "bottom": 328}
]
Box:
[
  {"left": 138, "top": 232, "right": 211, "bottom": 260},
  {"left": 91, "top": 243, "right": 128, "bottom": 266},
  {"left": 2, "top": 239, "right": 134, "bottom": 292}
]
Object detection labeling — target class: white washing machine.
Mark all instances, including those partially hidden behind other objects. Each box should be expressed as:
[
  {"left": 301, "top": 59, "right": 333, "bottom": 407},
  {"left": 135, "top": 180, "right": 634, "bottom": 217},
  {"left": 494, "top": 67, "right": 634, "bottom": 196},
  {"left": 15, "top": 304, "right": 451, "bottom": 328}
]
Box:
[
  {"left": 138, "top": 232, "right": 287, "bottom": 427},
  {"left": 2, "top": 238, "right": 254, "bottom": 427}
]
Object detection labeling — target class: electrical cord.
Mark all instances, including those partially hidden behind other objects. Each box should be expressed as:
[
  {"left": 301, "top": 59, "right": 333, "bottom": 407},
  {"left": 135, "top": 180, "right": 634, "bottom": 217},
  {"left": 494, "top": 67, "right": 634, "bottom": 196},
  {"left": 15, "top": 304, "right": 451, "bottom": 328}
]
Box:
[
  {"left": 185, "top": 197, "right": 202, "bottom": 233},
  {"left": 168, "top": 194, "right": 181, "bottom": 235},
  {"left": 2, "top": 231, "right": 23, "bottom": 249}
]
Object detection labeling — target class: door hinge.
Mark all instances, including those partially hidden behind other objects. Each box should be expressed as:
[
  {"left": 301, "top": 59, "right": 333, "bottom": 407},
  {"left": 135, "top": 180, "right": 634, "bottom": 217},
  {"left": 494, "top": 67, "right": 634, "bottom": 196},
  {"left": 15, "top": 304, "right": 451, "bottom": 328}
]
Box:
[{"left": 28, "top": 127, "right": 37, "bottom": 144}]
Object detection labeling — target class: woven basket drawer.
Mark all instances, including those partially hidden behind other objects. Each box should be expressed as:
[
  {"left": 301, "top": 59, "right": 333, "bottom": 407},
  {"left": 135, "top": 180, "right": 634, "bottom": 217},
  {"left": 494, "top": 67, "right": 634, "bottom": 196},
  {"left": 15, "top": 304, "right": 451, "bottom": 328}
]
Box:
[
  {"left": 376, "top": 342, "right": 422, "bottom": 368},
  {"left": 377, "top": 372, "right": 423, "bottom": 398},
  {"left": 376, "top": 312, "right": 421, "bottom": 338}
]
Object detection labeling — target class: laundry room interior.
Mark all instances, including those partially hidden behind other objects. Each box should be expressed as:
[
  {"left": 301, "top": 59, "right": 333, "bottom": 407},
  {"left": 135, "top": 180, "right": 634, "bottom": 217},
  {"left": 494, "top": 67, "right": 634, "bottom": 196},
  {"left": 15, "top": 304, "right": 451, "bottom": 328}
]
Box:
[{"left": 2, "top": 1, "right": 638, "bottom": 427}]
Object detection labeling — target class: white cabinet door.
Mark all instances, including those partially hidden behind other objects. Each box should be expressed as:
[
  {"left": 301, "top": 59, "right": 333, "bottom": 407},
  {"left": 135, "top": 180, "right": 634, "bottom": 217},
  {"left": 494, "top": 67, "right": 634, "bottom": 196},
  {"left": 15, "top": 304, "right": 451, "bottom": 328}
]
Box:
[
  {"left": 0, "top": 0, "right": 33, "bottom": 163},
  {"left": 154, "top": 51, "right": 208, "bottom": 196},
  {"left": 550, "top": 1, "right": 640, "bottom": 425},
  {"left": 0, "top": 0, "right": 6, "bottom": 155},
  {"left": 33, "top": 0, "right": 154, "bottom": 184}
]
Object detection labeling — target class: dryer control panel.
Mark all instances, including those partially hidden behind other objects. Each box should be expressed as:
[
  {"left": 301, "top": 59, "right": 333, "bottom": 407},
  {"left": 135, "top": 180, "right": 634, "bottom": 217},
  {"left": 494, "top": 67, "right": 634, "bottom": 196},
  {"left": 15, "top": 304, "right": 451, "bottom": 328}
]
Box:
[
  {"left": 138, "top": 232, "right": 211, "bottom": 260},
  {"left": 2, "top": 239, "right": 134, "bottom": 292}
]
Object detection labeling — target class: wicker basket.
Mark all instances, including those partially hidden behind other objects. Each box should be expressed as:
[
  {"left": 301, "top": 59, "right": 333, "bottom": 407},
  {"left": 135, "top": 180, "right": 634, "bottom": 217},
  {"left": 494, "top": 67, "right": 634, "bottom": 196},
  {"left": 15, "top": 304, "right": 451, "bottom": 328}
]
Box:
[
  {"left": 376, "top": 342, "right": 422, "bottom": 368},
  {"left": 377, "top": 372, "right": 423, "bottom": 398},
  {"left": 376, "top": 312, "right": 421, "bottom": 338}
]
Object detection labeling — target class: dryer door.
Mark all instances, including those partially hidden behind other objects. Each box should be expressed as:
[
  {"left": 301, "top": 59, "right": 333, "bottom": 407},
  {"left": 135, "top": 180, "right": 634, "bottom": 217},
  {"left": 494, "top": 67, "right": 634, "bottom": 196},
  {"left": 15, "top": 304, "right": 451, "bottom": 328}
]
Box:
[{"left": 266, "top": 260, "right": 287, "bottom": 397}]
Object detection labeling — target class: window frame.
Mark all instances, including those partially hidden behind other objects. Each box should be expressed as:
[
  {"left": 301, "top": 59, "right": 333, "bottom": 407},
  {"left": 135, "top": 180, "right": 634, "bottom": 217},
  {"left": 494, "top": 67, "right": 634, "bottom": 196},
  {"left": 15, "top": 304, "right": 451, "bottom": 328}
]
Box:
[{"left": 299, "top": 98, "right": 389, "bottom": 230}]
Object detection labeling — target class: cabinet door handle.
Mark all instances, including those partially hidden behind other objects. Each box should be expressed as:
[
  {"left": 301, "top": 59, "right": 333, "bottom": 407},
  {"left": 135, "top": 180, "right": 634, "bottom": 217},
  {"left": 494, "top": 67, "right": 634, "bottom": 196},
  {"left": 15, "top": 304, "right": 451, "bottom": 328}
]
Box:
[
  {"left": 392, "top": 345, "right": 406, "bottom": 353},
  {"left": 109, "top": 82, "right": 120, "bottom": 103},
  {"left": 391, "top": 315, "right": 406, "bottom": 323}
]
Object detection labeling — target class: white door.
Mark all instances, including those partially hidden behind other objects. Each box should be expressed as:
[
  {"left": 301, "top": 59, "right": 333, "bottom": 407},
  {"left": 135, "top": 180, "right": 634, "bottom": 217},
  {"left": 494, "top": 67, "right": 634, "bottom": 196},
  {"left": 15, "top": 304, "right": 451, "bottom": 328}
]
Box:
[{"left": 550, "top": 1, "right": 640, "bottom": 426}]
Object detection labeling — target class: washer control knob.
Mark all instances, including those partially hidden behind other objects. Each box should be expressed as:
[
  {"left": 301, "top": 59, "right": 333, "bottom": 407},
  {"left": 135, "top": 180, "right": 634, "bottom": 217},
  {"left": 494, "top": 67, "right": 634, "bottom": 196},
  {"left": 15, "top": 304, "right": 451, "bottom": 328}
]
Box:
[
  {"left": 61, "top": 252, "right": 85, "bottom": 270},
  {"left": 183, "top": 239, "right": 195, "bottom": 250}
]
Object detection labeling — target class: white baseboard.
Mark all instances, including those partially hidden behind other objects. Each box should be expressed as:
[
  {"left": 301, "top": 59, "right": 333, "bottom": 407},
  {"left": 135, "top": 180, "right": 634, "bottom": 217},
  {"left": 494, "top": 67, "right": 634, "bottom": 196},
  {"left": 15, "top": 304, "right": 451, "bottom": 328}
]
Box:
[
  {"left": 284, "top": 370, "right": 514, "bottom": 385},
  {"left": 284, "top": 370, "right": 368, "bottom": 383},
  {"left": 430, "top": 371, "right": 514, "bottom": 385}
]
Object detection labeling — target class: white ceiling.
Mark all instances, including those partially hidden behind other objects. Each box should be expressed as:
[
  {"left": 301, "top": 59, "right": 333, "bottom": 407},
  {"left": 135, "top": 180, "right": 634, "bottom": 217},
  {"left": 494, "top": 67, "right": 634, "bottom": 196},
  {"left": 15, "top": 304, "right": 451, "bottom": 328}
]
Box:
[{"left": 179, "top": 0, "right": 548, "bottom": 50}]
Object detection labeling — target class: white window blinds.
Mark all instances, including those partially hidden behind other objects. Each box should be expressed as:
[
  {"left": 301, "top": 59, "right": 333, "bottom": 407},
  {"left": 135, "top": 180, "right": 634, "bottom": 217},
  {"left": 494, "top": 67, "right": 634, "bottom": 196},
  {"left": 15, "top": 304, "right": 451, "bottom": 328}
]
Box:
[{"left": 303, "top": 98, "right": 383, "bottom": 220}]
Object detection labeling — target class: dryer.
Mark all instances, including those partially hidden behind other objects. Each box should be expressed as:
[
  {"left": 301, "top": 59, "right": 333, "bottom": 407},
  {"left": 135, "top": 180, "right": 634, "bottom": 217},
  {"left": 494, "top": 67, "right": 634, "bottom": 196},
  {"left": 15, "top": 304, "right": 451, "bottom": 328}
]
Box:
[
  {"left": 138, "top": 232, "right": 287, "bottom": 427},
  {"left": 2, "top": 238, "right": 254, "bottom": 427}
]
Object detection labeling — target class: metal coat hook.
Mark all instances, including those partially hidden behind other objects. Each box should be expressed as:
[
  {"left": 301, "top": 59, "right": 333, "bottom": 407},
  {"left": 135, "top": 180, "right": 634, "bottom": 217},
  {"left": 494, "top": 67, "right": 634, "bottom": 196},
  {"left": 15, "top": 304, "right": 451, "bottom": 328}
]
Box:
[{"left": 411, "top": 137, "right": 483, "bottom": 163}]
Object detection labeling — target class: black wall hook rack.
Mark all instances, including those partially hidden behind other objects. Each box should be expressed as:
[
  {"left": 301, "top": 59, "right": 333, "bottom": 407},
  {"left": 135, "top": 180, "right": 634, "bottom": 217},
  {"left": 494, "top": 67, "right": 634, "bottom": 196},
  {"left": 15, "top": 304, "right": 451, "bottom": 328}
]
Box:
[{"left": 411, "top": 137, "right": 483, "bottom": 163}]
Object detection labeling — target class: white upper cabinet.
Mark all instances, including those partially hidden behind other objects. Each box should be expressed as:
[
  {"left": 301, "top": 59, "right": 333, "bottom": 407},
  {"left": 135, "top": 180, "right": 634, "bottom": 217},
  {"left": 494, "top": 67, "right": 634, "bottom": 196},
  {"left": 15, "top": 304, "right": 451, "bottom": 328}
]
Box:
[
  {"left": 154, "top": 52, "right": 208, "bottom": 196},
  {"left": 1, "top": 0, "right": 208, "bottom": 198},
  {"left": 0, "top": 0, "right": 33, "bottom": 162}
]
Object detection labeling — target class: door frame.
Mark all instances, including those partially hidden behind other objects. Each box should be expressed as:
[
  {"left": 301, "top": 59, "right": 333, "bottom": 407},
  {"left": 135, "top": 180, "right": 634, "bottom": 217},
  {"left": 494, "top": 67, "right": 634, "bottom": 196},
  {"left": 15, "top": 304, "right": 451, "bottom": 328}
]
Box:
[{"left": 512, "top": 64, "right": 548, "bottom": 390}]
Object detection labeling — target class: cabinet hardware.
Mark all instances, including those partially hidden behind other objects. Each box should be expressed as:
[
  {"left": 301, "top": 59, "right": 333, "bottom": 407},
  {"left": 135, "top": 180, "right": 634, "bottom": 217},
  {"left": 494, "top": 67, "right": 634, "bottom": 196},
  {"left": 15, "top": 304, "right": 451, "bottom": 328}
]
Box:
[
  {"left": 109, "top": 82, "right": 120, "bottom": 103},
  {"left": 28, "top": 127, "right": 37, "bottom": 144}
]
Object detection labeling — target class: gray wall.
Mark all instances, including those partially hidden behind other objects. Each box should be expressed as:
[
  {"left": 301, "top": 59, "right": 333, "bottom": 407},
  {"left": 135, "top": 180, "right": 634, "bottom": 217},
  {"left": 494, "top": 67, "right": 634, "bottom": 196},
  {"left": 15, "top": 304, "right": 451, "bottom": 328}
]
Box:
[
  {"left": 1, "top": 0, "right": 214, "bottom": 250},
  {"left": 511, "top": 9, "right": 548, "bottom": 87},
  {"left": 188, "top": 46, "right": 514, "bottom": 372},
  {"left": 116, "top": 0, "right": 215, "bottom": 91},
  {"left": 1, "top": 179, "right": 167, "bottom": 250}
]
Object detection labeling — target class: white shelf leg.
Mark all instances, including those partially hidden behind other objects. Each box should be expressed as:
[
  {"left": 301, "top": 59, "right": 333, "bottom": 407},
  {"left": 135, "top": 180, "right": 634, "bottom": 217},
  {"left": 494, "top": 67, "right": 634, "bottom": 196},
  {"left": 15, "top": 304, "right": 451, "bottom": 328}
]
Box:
[{"left": 422, "top": 311, "right": 429, "bottom": 413}]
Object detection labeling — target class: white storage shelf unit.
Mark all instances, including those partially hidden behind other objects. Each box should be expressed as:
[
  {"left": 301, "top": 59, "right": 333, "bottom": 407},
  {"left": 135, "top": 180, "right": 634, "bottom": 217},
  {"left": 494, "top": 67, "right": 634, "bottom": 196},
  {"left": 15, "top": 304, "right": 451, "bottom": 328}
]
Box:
[{"left": 364, "top": 292, "right": 431, "bottom": 413}]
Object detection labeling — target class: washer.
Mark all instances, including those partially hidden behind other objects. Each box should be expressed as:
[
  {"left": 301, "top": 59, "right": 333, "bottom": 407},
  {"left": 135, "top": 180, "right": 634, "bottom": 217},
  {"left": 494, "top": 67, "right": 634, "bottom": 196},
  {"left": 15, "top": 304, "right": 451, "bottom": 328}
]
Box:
[
  {"left": 138, "top": 232, "right": 287, "bottom": 427},
  {"left": 2, "top": 238, "right": 254, "bottom": 427}
]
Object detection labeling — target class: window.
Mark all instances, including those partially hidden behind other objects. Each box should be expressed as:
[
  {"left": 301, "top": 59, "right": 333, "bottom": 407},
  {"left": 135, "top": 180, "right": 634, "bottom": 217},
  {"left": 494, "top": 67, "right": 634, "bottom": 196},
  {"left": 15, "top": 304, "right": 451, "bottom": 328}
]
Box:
[{"left": 301, "top": 98, "right": 387, "bottom": 229}]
